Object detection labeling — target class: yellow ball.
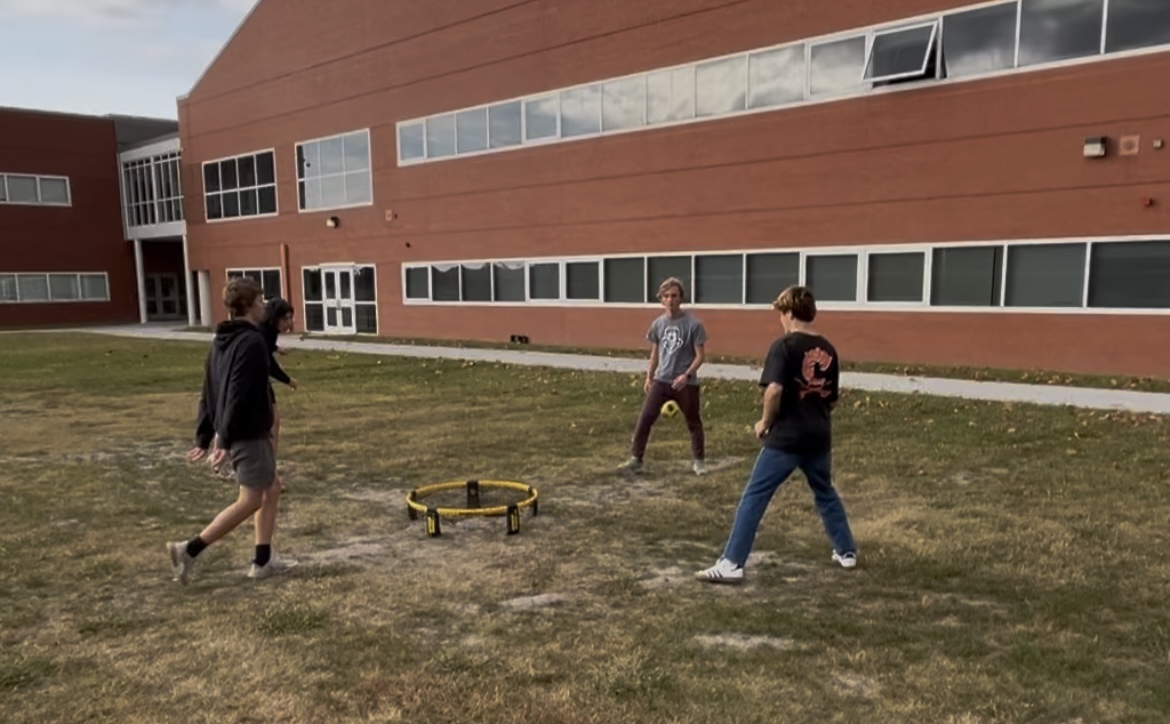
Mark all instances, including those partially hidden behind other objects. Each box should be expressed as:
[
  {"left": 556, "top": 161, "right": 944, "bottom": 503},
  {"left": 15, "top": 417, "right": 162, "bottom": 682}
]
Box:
[{"left": 661, "top": 400, "right": 680, "bottom": 418}]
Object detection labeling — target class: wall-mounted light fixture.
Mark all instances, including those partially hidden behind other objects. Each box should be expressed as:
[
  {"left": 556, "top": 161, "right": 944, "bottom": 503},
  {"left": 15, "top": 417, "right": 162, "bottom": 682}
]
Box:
[
  {"left": 326, "top": 216, "right": 340, "bottom": 228},
  {"left": 1083, "top": 136, "right": 1107, "bottom": 158}
]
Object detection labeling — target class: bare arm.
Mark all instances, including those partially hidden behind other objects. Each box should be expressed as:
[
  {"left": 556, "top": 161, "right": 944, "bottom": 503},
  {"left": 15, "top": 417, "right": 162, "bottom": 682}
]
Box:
[
  {"left": 683, "top": 343, "right": 706, "bottom": 377},
  {"left": 646, "top": 345, "right": 659, "bottom": 384},
  {"left": 759, "top": 382, "right": 782, "bottom": 431}
]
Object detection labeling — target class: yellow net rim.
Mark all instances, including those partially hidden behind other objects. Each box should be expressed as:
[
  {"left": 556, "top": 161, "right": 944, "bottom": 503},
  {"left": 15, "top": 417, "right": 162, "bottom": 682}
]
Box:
[{"left": 405, "top": 479, "right": 538, "bottom": 517}]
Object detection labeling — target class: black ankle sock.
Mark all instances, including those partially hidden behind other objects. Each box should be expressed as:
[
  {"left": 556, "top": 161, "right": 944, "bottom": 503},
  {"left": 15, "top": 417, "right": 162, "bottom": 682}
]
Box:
[
  {"left": 254, "top": 544, "right": 272, "bottom": 567},
  {"left": 186, "top": 536, "right": 208, "bottom": 558}
]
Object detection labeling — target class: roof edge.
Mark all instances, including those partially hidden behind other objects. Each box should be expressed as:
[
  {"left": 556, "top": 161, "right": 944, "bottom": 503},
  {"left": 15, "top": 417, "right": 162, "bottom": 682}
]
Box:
[{"left": 183, "top": 0, "right": 263, "bottom": 101}]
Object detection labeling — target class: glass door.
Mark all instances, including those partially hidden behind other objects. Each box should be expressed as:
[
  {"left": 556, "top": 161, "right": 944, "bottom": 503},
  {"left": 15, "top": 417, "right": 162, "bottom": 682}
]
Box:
[{"left": 322, "top": 267, "right": 356, "bottom": 335}]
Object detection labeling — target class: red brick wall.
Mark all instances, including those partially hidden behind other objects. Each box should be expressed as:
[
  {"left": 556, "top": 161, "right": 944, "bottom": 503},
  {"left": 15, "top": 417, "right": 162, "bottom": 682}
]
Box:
[
  {"left": 180, "top": 0, "right": 1170, "bottom": 378},
  {"left": 0, "top": 109, "right": 137, "bottom": 328}
]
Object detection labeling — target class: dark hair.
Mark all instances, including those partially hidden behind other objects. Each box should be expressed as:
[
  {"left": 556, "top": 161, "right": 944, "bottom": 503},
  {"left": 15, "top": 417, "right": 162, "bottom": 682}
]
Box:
[
  {"left": 263, "top": 296, "right": 294, "bottom": 327},
  {"left": 772, "top": 285, "right": 817, "bottom": 322},
  {"left": 223, "top": 278, "right": 264, "bottom": 318}
]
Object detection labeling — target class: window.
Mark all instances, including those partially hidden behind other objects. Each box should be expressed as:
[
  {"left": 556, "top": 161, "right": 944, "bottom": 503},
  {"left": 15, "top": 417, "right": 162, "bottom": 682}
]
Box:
[
  {"left": 1106, "top": 0, "right": 1170, "bottom": 53},
  {"left": 806, "top": 255, "right": 858, "bottom": 301},
  {"left": 203, "top": 150, "right": 276, "bottom": 221},
  {"left": 461, "top": 263, "right": 492, "bottom": 302},
  {"left": 745, "top": 253, "right": 799, "bottom": 304},
  {"left": 809, "top": 35, "right": 867, "bottom": 97},
  {"left": 1005, "top": 243, "right": 1087, "bottom": 307},
  {"left": 646, "top": 67, "right": 695, "bottom": 125},
  {"left": 604, "top": 258, "right": 645, "bottom": 303},
  {"left": 456, "top": 108, "right": 488, "bottom": 154},
  {"left": 930, "top": 246, "right": 1004, "bottom": 306},
  {"left": 696, "top": 56, "right": 747, "bottom": 117},
  {"left": 646, "top": 256, "right": 692, "bottom": 303},
  {"left": 695, "top": 254, "right": 744, "bottom": 304},
  {"left": 426, "top": 114, "right": 456, "bottom": 158},
  {"left": 748, "top": 45, "right": 806, "bottom": 109},
  {"left": 0, "top": 272, "right": 108, "bottom": 303},
  {"left": 1018, "top": 0, "right": 1105, "bottom": 67},
  {"left": 227, "top": 268, "right": 283, "bottom": 299},
  {"left": 398, "top": 122, "right": 426, "bottom": 162},
  {"left": 524, "top": 96, "right": 559, "bottom": 141},
  {"left": 602, "top": 77, "right": 645, "bottom": 132},
  {"left": 297, "top": 130, "right": 372, "bottom": 211},
  {"left": 493, "top": 262, "right": 526, "bottom": 301},
  {"left": 302, "top": 269, "right": 324, "bottom": 331},
  {"left": 566, "top": 261, "right": 600, "bottom": 300},
  {"left": 405, "top": 267, "right": 429, "bottom": 299},
  {"left": 941, "top": 3, "right": 1019, "bottom": 78},
  {"left": 865, "top": 22, "right": 939, "bottom": 83},
  {"left": 122, "top": 152, "right": 183, "bottom": 228},
  {"left": 489, "top": 102, "right": 523, "bottom": 149},
  {"left": 431, "top": 265, "right": 460, "bottom": 302},
  {"left": 1087, "top": 240, "right": 1170, "bottom": 308},
  {"left": 867, "top": 252, "right": 925, "bottom": 302},
  {"left": 354, "top": 265, "right": 378, "bottom": 334},
  {"left": 0, "top": 173, "right": 71, "bottom": 206},
  {"left": 561, "top": 85, "right": 602, "bottom": 137},
  {"left": 529, "top": 263, "right": 560, "bottom": 300}
]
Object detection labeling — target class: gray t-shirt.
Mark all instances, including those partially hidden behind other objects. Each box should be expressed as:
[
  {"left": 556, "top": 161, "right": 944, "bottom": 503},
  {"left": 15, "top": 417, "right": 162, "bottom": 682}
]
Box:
[{"left": 647, "top": 311, "right": 708, "bottom": 385}]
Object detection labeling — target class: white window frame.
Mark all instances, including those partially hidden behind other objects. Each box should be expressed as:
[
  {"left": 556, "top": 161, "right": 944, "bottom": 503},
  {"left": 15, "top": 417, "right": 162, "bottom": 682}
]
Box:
[
  {"left": 0, "top": 272, "right": 109, "bottom": 303},
  {"left": 294, "top": 128, "right": 374, "bottom": 214},
  {"left": 0, "top": 173, "right": 72, "bottom": 207},
  {"left": 225, "top": 267, "right": 284, "bottom": 299},
  {"left": 201, "top": 148, "right": 279, "bottom": 223},
  {"left": 863, "top": 20, "right": 941, "bottom": 83}
]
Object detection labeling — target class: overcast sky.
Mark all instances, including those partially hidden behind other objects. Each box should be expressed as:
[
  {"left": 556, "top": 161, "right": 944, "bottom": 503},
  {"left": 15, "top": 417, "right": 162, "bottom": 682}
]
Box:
[{"left": 0, "top": 0, "right": 257, "bottom": 119}]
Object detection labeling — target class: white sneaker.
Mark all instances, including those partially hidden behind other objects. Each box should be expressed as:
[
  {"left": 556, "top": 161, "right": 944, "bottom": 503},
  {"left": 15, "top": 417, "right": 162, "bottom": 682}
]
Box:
[
  {"left": 692, "top": 460, "right": 707, "bottom": 476},
  {"left": 694, "top": 558, "right": 744, "bottom": 584},
  {"left": 617, "top": 457, "right": 643, "bottom": 473},
  {"left": 167, "top": 541, "right": 197, "bottom": 585},
  {"left": 247, "top": 556, "right": 299, "bottom": 580},
  {"left": 832, "top": 551, "right": 857, "bottom": 569}
]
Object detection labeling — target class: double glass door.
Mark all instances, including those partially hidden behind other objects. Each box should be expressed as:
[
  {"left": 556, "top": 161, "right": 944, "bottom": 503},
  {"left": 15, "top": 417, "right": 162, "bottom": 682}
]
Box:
[{"left": 303, "top": 265, "right": 377, "bottom": 335}]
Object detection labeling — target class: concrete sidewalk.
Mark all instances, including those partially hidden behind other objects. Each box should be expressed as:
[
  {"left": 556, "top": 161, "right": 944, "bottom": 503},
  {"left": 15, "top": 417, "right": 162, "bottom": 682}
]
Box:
[{"left": 65, "top": 324, "right": 1170, "bottom": 415}]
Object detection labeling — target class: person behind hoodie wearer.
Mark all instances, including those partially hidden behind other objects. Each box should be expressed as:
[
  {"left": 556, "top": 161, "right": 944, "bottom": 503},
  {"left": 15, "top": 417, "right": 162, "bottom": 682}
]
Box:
[
  {"left": 617, "top": 276, "right": 709, "bottom": 476},
  {"left": 696, "top": 285, "right": 857, "bottom": 584},
  {"left": 168, "top": 277, "right": 296, "bottom": 583},
  {"left": 260, "top": 297, "right": 297, "bottom": 492}
]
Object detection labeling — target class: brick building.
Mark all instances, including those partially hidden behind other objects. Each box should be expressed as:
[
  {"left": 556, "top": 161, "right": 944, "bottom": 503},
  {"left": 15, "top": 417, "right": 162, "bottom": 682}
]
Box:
[{"left": 178, "top": 0, "right": 1170, "bottom": 377}]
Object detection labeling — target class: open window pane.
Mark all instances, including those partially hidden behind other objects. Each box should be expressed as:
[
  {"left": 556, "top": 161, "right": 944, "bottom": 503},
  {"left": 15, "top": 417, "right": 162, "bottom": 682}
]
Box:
[
  {"left": 398, "top": 122, "right": 425, "bottom": 161},
  {"left": 604, "top": 257, "right": 645, "bottom": 303},
  {"left": 461, "top": 263, "right": 491, "bottom": 302},
  {"left": 806, "top": 255, "right": 858, "bottom": 301},
  {"left": 646, "top": 256, "right": 692, "bottom": 303},
  {"left": 696, "top": 56, "right": 747, "bottom": 117},
  {"left": 810, "top": 36, "right": 867, "bottom": 97},
  {"left": 930, "top": 246, "right": 1003, "bottom": 306},
  {"left": 1088, "top": 241, "right": 1170, "bottom": 308},
  {"left": 695, "top": 254, "right": 744, "bottom": 304},
  {"left": 493, "top": 263, "right": 526, "bottom": 301},
  {"left": 1106, "top": 0, "right": 1170, "bottom": 53},
  {"left": 748, "top": 45, "right": 806, "bottom": 109},
  {"left": 405, "top": 267, "right": 429, "bottom": 299},
  {"left": 529, "top": 263, "right": 560, "bottom": 299},
  {"left": 867, "top": 252, "right": 925, "bottom": 302},
  {"left": 566, "top": 261, "right": 600, "bottom": 300},
  {"left": 865, "top": 23, "right": 938, "bottom": 82},
  {"left": 942, "top": 3, "right": 1018, "bottom": 78},
  {"left": 1005, "top": 243, "right": 1086, "bottom": 307},
  {"left": 745, "top": 253, "right": 799, "bottom": 304},
  {"left": 431, "top": 266, "right": 460, "bottom": 302},
  {"left": 1018, "top": 0, "right": 1105, "bottom": 67}
]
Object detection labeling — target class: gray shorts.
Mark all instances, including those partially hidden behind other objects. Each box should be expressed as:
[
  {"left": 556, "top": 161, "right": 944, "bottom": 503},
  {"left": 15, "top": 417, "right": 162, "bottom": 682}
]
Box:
[{"left": 230, "top": 438, "right": 277, "bottom": 489}]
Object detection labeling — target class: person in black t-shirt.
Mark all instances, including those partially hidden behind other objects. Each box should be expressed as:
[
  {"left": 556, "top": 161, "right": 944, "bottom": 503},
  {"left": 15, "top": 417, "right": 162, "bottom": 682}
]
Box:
[{"left": 696, "top": 285, "right": 857, "bottom": 583}]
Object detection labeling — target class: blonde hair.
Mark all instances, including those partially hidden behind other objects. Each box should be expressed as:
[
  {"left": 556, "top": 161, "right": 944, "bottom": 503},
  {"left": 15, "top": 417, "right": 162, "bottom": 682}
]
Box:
[
  {"left": 656, "top": 277, "right": 686, "bottom": 302},
  {"left": 223, "top": 277, "right": 264, "bottom": 318},
  {"left": 772, "top": 285, "right": 817, "bottom": 322}
]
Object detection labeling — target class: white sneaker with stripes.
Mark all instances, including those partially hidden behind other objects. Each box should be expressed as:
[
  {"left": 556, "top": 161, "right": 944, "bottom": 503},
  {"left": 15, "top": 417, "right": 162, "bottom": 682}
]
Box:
[{"left": 694, "top": 558, "right": 744, "bottom": 584}]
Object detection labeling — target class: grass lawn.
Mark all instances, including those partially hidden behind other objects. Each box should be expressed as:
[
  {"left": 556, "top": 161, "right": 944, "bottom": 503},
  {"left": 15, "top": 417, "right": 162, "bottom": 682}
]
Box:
[{"left": 2, "top": 332, "right": 1168, "bottom": 723}]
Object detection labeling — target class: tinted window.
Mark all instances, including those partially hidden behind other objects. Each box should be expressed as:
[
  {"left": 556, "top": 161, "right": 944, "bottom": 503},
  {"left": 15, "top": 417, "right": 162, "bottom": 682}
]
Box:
[
  {"left": 1018, "top": 0, "right": 1104, "bottom": 67},
  {"left": 1087, "top": 240, "right": 1170, "bottom": 308},
  {"left": 646, "top": 256, "right": 692, "bottom": 303},
  {"left": 1105, "top": 0, "right": 1170, "bottom": 53},
  {"left": 493, "top": 263, "right": 526, "bottom": 301},
  {"left": 942, "top": 2, "right": 1018, "bottom": 77},
  {"left": 695, "top": 254, "right": 744, "bottom": 304},
  {"left": 405, "top": 267, "right": 429, "bottom": 299},
  {"left": 930, "top": 246, "right": 1003, "bottom": 306},
  {"left": 806, "top": 255, "right": 858, "bottom": 302},
  {"left": 529, "top": 263, "right": 560, "bottom": 299},
  {"left": 356, "top": 305, "right": 377, "bottom": 334},
  {"left": 1005, "top": 243, "right": 1086, "bottom": 307},
  {"left": 566, "top": 261, "right": 599, "bottom": 300},
  {"left": 431, "top": 266, "right": 460, "bottom": 302},
  {"left": 867, "top": 252, "right": 925, "bottom": 302},
  {"left": 461, "top": 264, "right": 491, "bottom": 302},
  {"left": 262, "top": 270, "right": 282, "bottom": 298},
  {"left": 745, "top": 253, "right": 799, "bottom": 304},
  {"left": 604, "top": 258, "right": 645, "bottom": 303},
  {"left": 354, "top": 266, "right": 376, "bottom": 302}
]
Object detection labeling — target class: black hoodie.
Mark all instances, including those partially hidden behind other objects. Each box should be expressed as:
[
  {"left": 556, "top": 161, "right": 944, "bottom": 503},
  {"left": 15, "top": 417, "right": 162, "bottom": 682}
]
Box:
[{"left": 194, "top": 319, "right": 273, "bottom": 450}]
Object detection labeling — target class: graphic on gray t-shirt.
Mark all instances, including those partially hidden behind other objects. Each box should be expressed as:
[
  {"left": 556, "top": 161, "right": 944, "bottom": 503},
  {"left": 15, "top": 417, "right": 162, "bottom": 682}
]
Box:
[{"left": 647, "top": 312, "right": 708, "bottom": 385}]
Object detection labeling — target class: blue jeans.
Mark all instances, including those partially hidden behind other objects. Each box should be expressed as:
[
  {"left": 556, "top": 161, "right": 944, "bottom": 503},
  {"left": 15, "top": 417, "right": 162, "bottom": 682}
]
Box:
[{"left": 721, "top": 446, "right": 855, "bottom": 567}]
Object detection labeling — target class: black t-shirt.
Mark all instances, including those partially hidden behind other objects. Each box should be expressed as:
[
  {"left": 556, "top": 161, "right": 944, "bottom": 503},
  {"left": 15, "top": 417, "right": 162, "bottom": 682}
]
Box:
[{"left": 759, "top": 331, "right": 840, "bottom": 454}]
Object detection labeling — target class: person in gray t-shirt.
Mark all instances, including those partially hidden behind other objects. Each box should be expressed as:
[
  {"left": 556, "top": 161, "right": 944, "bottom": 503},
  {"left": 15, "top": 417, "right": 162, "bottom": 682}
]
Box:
[{"left": 618, "top": 277, "right": 709, "bottom": 476}]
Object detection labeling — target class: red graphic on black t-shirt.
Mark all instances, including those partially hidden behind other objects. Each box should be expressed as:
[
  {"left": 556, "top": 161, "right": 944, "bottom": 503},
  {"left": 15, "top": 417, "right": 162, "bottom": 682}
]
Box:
[{"left": 799, "top": 348, "right": 834, "bottom": 400}]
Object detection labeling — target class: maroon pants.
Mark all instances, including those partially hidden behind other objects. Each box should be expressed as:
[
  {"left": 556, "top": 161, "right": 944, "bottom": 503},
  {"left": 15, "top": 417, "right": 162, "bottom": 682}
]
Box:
[{"left": 631, "top": 380, "right": 704, "bottom": 460}]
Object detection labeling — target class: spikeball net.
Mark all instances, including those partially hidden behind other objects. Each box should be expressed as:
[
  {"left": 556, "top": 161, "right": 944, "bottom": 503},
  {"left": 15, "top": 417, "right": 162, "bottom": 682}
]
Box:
[{"left": 405, "top": 479, "right": 539, "bottom": 537}]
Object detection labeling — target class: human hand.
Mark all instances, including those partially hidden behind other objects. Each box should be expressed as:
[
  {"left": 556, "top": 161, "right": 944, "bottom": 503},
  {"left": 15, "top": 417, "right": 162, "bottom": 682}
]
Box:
[
  {"left": 288, "top": 377, "right": 298, "bottom": 391},
  {"left": 643, "top": 377, "right": 652, "bottom": 394},
  {"left": 671, "top": 374, "right": 688, "bottom": 391},
  {"left": 754, "top": 420, "right": 768, "bottom": 439},
  {"left": 186, "top": 447, "right": 208, "bottom": 463},
  {"left": 276, "top": 347, "right": 290, "bottom": 356},
  {"left": 209, "top": 448, "right": 229, "bottom": 474}
]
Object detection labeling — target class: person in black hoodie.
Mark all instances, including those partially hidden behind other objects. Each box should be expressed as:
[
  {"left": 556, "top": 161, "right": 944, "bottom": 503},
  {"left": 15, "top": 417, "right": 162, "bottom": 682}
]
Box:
[
  {"left": 261, "top": 297, "right": 297, "bottom": 492},
  {"left": 167, "top": 277, "right": 296, "bottom": 584}
]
